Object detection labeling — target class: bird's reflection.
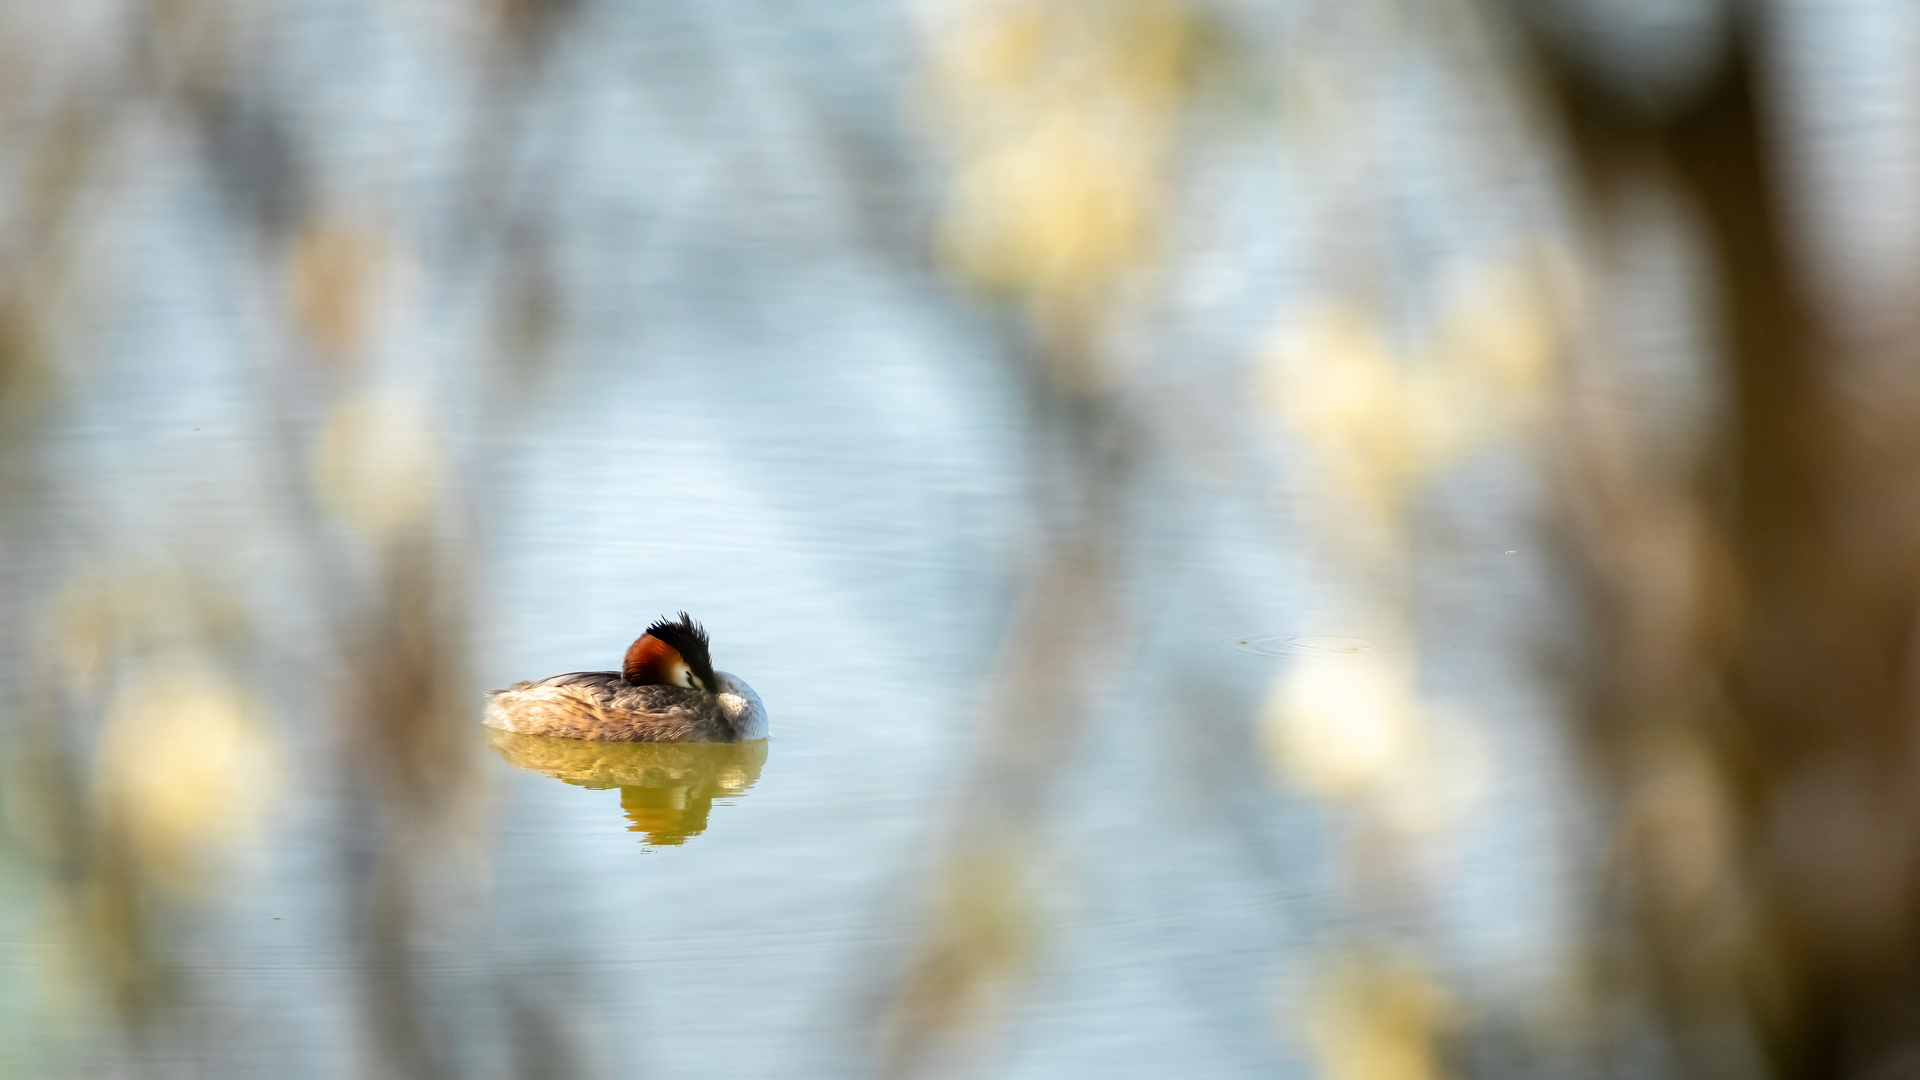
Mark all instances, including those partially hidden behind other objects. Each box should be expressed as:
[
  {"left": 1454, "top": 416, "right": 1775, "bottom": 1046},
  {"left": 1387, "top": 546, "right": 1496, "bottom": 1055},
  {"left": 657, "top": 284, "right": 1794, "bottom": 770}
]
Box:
[{"left": 488, "top": 730, "right": 768, "bottom": 845}]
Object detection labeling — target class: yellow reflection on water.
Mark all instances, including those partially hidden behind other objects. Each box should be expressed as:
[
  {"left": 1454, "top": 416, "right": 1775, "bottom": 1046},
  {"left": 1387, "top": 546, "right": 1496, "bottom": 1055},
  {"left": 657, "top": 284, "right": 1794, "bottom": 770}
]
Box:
[{"left": 487, "top": 731, "right": 768, "bottom": 846}]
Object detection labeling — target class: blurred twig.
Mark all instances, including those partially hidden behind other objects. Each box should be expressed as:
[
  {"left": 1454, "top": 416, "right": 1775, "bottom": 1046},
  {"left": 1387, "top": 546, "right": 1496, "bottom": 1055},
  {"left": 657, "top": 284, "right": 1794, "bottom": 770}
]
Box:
[
  {"left": 879, "top": 1, "right": 1211, "bottom": 1073},
  {"left": 1526, "top": 3, "right": 1920, "bottom": 1075}
]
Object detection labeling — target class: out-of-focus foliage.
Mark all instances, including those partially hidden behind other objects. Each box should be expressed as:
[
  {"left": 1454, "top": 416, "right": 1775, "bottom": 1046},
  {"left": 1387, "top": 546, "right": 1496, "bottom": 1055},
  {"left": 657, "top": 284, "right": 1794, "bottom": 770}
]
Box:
[
  {"left": 2, "top": 0, "right": 1917, "bottom": 1078},
  {"left": 1305, "top": 948, "right": 1458, "bottom": 1080},
  {"left": 1530, "top": 6, "right": 1920, "bottom": 1074},
  {"left": 0, "top": 1, "right": 569, "bottom": 1075},
  {"left": 927, "top": 0, "right": 1203, "bottom": 318}
]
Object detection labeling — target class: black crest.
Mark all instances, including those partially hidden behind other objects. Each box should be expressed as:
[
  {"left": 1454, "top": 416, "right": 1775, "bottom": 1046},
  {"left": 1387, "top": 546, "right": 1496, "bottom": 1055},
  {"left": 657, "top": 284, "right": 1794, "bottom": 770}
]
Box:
[{"left": 646, "top": 612, "right": 716, "bottom": 690}]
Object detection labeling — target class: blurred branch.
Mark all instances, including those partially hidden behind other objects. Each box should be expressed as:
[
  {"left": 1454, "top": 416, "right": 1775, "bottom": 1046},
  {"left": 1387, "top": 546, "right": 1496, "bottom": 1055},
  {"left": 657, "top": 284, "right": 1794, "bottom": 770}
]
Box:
[
  {"left": 877, "top": 1, "right": 1215, "bottom": 1072},
  {"left": 1524, "top": 4, "right": 1920, "bottom": 1076},
  {"left": 0, "top": 1, "right": 585, "bottom": 1076}
]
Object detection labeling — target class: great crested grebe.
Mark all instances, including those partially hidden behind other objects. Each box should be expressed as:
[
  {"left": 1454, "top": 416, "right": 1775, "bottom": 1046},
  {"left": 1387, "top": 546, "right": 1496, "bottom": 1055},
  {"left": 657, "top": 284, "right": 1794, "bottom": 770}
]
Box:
[{"left": 483, "top": 614, "right": 767, "bottom": 742}]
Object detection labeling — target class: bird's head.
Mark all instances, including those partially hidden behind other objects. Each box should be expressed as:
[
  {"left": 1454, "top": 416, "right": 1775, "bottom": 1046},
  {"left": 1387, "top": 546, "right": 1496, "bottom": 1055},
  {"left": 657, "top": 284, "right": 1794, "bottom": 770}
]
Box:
[{"left": 622, "top": 612, "right": 719, "bottom": 692}]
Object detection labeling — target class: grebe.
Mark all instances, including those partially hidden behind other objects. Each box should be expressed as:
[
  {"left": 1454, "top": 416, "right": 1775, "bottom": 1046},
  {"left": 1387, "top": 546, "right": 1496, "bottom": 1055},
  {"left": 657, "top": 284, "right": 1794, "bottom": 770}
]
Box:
[{"left": 483, "top": 613, "right": 767, "bottom": 742}]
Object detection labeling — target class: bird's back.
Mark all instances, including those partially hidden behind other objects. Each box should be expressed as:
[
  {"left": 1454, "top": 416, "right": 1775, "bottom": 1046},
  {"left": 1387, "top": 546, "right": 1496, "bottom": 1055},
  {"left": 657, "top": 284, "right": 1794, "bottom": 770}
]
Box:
[{"left": 484, "top": 671, "right": 741, "bottom": 742}]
